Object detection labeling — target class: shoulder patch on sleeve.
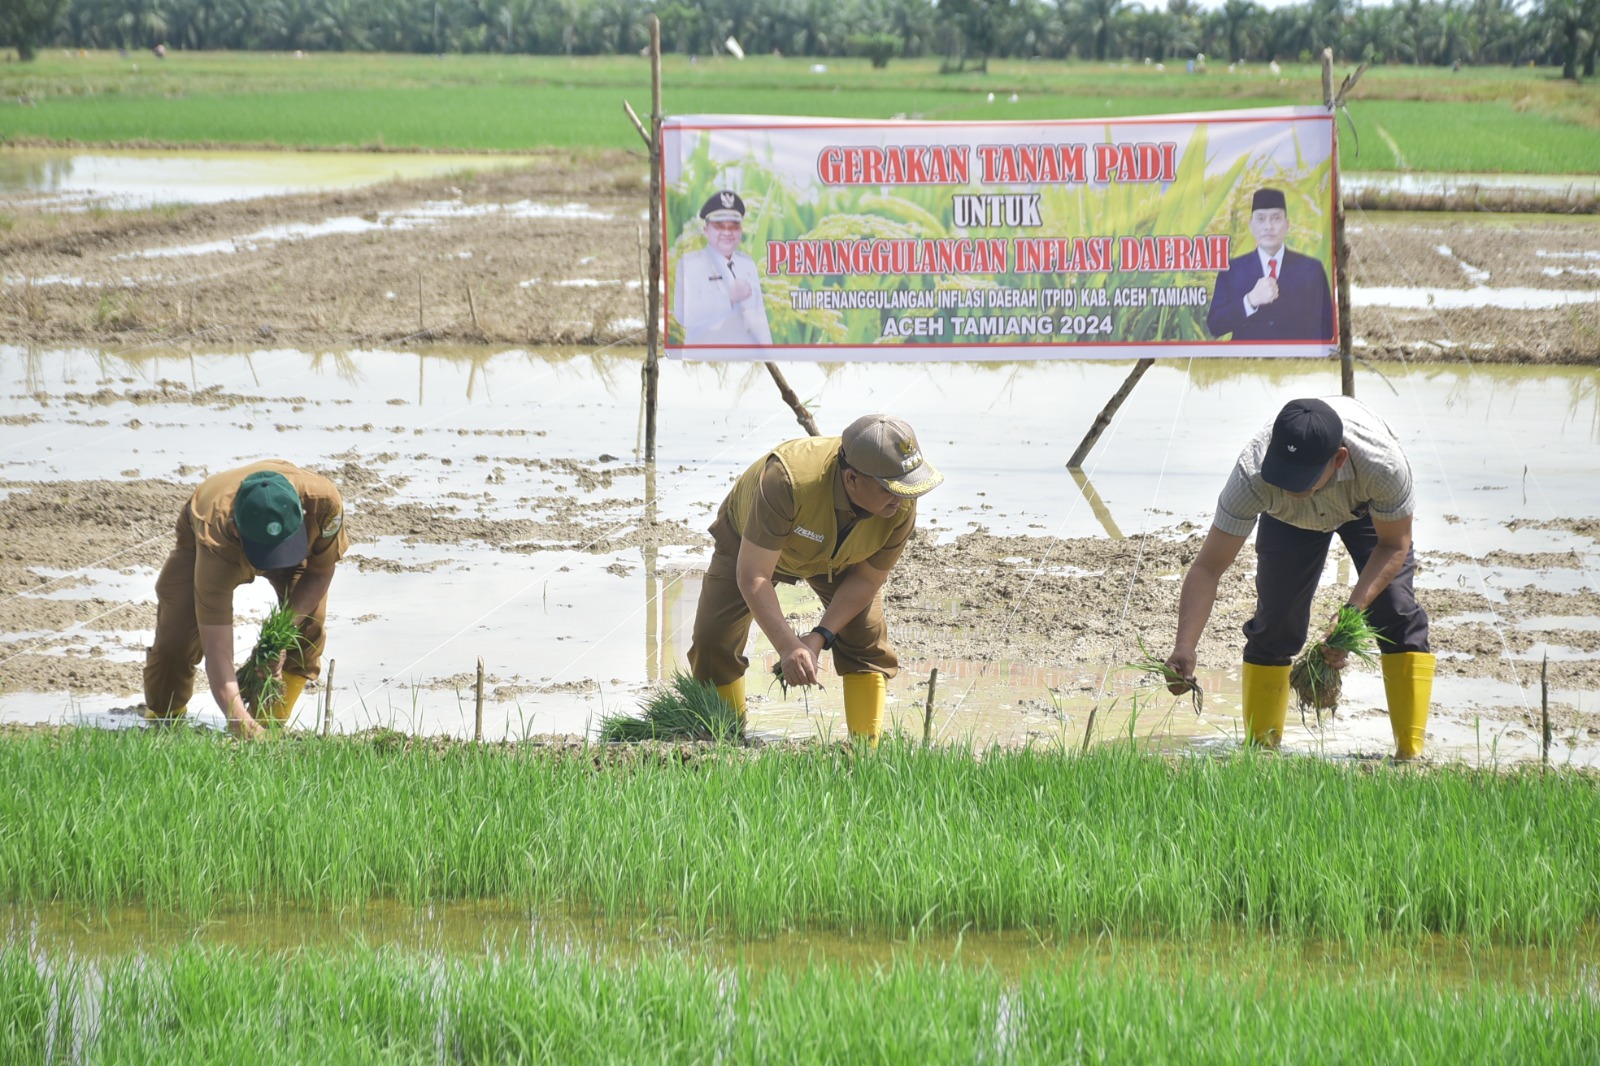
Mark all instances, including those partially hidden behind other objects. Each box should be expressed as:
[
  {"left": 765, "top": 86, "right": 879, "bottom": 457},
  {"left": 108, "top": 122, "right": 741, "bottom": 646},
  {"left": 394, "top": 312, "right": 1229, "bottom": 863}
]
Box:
[{"left": 320, "top": 512, "right": 343, "bottom": 539}]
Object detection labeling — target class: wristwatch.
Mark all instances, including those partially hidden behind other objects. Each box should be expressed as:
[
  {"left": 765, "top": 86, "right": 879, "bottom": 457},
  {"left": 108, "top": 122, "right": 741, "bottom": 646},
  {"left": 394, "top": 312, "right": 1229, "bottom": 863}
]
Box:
[{"left": 810, "top": 625, "right": 837, "bottom": 651}]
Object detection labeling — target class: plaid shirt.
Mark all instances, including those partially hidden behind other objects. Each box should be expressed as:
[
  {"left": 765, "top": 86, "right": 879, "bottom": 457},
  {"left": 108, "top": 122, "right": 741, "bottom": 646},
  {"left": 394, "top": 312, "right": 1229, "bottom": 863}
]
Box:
[{"left": 1214, "top": 396, "right": 1415, "bottom": 536}]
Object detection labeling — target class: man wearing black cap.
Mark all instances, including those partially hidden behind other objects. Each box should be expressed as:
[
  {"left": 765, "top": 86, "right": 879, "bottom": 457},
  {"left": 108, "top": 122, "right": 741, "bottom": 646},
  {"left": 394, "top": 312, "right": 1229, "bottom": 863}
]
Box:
[
  {"left": 672, "top": 189, "right": 773, "bottom": 347},
  {"left": 1206, "top": 187, "right": 1334, "bottom": 342},
  {"left": 144, "top": 460, "right": 348, "bottom": 739},
  {"left": 1162, "top": 397, "right": 1435, "bottom": 759},
  {"left": 688, "top": 414, "right": 943, "bottom": 742}
]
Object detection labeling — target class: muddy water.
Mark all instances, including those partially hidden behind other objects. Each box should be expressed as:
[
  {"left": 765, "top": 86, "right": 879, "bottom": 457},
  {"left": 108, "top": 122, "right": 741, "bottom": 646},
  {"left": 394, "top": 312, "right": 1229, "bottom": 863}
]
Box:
[
  {"left": 6, "top": 901, "right": 1596, "bottom": 992},
  {"left": 0, "top": 347, "right": 1596, "bottom": 763},
  {"left": 0, "top": 147, "right": 536, "bottom": 209}
]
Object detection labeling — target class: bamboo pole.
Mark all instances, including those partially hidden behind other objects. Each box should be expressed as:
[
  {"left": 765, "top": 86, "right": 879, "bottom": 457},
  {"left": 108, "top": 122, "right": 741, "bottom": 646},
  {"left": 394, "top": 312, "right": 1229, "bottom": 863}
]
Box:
[
  {"left": 922, "top": 667, "right": 939, "bottom": 746},
  {"left": 1325, "top": 49, "right": 1368, "bottom": 399},
  {"left": 642, "top": 17, "right": 663, "bottom": 462}
]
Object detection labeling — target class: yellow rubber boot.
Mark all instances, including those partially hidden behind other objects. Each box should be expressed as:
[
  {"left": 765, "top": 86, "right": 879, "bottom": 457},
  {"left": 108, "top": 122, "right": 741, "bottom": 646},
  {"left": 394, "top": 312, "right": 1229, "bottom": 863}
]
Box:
[
  {"left": 715, "top": 677, "right": 746, "bottom": 723},
  {"left": 1240, "top": 662, "right": 1290, "bottom": 748},
  {"left": 1382, "top": 652, "right": 1435, "bottom": 761},
  {"left": 261, "top": 674, "right": 308, "bottom": 724},
  {"left": 842, "top": 672, "right": 886, "bottom": 744},
  {"left": 142, "top": 704, "right": 187, "bottom": 721}
]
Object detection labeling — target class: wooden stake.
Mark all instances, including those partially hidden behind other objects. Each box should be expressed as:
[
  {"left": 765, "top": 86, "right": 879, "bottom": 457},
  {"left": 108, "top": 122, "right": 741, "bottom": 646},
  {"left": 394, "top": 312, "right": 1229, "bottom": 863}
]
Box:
[
  {"left": 466, "top": 281, "right": 479, "bottom": 333},
  {"left": 1068, "top": 358, "right": 1152, "bottom": 469},
  {"left": 764, "top": 362, "right": 820, "bottom": 436},
  {"left": 1541, "top": 652, "right": 1551, "bottom": 771},
  {"left": 417, "top": 270, "right": 425, "bottom": 333},
  {"left": 622, "top": 100, "right": 650, "bottom": 146},
  {"left": 922, "top": 667, "right": 939, "bottom": 746},
  {"left": 475, "top": 656, "right": 485, "bottom": 743},
  {"left": 321, "top": 658, "right": 335, "bottom": 737}
]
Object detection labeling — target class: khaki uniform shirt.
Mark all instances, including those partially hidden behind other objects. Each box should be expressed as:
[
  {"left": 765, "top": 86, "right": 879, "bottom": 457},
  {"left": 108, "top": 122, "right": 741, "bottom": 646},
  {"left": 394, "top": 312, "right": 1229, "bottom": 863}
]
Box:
[
  {"left": 709, "top": 436, "right": 915, "bottom": 579},
  {"left": 186, "top": 460, "right": 348, "bottom": 625},
  {"left": 1214, "top": 396, "right": 1415, "bottom": 537}
]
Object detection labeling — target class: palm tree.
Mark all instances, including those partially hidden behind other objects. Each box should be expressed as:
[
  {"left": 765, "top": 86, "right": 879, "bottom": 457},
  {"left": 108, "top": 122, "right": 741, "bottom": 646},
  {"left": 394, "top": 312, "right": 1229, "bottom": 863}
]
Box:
[
  {"left": 1213, "top": 0, "right": 1259, "bottom": 62},
  {"left": 1073, "top": 0, "right": 1128, "bottom": 60}
]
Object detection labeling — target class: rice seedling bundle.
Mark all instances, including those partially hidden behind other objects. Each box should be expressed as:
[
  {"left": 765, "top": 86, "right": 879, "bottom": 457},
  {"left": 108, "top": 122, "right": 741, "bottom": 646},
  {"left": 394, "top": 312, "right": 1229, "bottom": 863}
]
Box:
[
  {"left": 235, "top": 603, "right": 303, "bottom": 717},
  {"left": 598, "top": 672, "right": 744, "bottom": 742},
  {"left": 1127, "top": 636, "right": 1202, "bottom": 715},
  {"left": 1290, "top": 604, "right": 1385, "bottom": 721}
]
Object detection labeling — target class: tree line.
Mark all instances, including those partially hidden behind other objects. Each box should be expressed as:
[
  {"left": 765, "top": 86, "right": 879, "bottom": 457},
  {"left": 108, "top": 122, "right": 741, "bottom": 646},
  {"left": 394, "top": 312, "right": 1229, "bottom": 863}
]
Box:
[{"left": 4, "top": 0, "right": 1597, "bottom": 80}]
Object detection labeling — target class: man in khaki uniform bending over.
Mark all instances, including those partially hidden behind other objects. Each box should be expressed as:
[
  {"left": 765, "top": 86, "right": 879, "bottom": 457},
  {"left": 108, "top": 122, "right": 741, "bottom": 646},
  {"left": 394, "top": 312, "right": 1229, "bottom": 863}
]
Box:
[
  {"left": 144, "top": 460, "right": 348, "bottom": 739},
  {"left": 689, "top": 415, "right": 942, "bottom": 741}
]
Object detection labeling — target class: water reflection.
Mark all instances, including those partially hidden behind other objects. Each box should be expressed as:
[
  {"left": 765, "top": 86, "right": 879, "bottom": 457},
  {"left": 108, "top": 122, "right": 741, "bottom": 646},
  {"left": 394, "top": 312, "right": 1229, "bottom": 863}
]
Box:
[
  {"left": 0, "top": 147, "right": 538, "bottom": 209},
  {"left": 7, "top": 901, "right": 1596, "bottom": 991}
]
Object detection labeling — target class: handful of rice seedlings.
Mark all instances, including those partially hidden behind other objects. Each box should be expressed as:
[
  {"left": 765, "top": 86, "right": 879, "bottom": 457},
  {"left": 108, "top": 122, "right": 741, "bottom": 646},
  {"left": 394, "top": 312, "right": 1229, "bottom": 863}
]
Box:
[
  {"left": 235, "top": 603, "right": 304, "bottom": 720},
  {"left": 598, "top": 672, "right": 745, "bottom": 743},
  {"left": 1290, "top": 604, "right": 1386, "bottom": 724},
  {"left": 769, "top": 659, "right": 826, "bottom": 701},
  {"left": 1126, "top": 636, "right": 1202, "bottom": 716}
]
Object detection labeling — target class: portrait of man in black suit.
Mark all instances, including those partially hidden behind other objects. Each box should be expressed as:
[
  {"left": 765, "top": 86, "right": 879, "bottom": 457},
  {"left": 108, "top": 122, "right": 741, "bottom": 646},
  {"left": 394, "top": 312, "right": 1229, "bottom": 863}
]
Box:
[{"left": 1206, "top": 187, "right": 1334, "bottom": 342}]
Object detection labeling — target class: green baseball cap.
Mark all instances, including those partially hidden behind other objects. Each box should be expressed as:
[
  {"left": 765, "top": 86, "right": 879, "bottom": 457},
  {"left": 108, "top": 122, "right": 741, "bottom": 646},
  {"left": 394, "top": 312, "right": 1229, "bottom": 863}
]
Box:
[{"left": 234, "top": 471, "right": 308, "bottom": 570}]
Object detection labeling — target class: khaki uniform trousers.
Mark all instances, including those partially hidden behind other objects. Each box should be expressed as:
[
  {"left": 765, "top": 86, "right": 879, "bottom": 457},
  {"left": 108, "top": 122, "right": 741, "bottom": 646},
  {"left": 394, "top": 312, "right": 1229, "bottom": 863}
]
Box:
[
  {"left": 687, "top": 549, "right": 899, "bottom": 687},
  {"left": 143, "top": 512, "right": 330, "bottom": 716}
]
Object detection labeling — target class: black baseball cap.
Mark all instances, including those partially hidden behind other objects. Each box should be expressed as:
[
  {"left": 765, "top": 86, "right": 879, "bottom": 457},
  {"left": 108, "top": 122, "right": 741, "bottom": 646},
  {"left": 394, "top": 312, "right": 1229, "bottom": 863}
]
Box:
[{"left": 1261, "top": 399, "right": 1344, "bottom": 493}]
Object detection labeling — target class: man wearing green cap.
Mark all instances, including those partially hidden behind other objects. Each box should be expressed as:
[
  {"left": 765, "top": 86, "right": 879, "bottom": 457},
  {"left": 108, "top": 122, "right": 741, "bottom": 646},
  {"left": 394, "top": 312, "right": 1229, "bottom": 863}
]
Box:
[
  {"left": 688, "top": 414, "right": 942, "bottom": 742},
  {"left": 143, "top": 460, "right": 348, "bottom": 739},
  {"left": 1206, "top": 187, "right": 1334, "bottom": 342}
]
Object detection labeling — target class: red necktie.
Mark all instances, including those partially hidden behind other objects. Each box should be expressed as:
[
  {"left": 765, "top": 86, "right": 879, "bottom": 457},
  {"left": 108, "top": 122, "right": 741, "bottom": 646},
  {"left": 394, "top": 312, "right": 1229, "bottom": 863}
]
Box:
[{"left": 1268, "top": 259, "right": 1278, "bottom": 280}]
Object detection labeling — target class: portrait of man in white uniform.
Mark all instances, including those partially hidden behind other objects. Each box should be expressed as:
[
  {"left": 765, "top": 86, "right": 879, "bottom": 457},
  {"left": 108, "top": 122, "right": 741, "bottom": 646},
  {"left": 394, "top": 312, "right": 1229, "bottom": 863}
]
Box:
[{"left": 673, "top": 189, "right": 773, "bottom": 347}]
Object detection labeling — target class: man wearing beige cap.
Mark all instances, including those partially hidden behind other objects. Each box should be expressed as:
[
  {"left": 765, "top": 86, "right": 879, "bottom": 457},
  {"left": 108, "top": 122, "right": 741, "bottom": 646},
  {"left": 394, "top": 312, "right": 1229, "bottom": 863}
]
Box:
[
  {"left": 688, "top": 414, "right": 943, "bottom": 741},
  {"left": 143, "top": 460, "right": 348, "bottom": 739}
]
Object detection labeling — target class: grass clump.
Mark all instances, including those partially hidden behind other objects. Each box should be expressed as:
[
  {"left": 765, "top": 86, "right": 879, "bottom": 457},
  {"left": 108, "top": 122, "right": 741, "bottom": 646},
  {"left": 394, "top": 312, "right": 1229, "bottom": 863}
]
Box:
[
  {"left": 235, "top": 603, "right": 302, "bottom": 718},
  {"left": 1290, "top": 604, "right": 1386, "bottom": 723},
  {"left": 598, "top": 672, "right": 744, "bottom": 743}
]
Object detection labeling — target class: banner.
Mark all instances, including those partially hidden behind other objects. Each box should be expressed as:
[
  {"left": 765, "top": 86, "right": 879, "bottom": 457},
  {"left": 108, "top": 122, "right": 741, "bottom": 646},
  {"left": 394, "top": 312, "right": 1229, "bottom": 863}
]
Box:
[{"left": 662, "top": 107, "right": 1338, "bottom": 361}]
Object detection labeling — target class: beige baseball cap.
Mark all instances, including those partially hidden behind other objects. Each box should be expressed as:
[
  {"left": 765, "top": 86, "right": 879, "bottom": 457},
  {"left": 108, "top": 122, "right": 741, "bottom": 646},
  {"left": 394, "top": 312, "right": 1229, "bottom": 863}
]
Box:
[{"left": 840, "top": 414, "right": 943, "bottom": 498}]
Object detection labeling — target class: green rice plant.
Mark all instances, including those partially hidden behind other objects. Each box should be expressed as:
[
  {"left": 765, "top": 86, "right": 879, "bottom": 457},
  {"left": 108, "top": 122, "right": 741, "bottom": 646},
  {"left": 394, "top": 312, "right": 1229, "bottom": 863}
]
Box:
[
  {"left": 235, "top": 603, "right": 303, "bottom": 719},
  {"left": 1290, "top": 604, "right": 1387, "bottom": 724},
  {"left": 2, "top": 728, "right": 1599, "bottom": 945},
  {"left": 597, "top": 672, "right": 743, "bottom": 743},
  {"left": 1126, "top": 635, "right": 1202, "bottom": 716}
]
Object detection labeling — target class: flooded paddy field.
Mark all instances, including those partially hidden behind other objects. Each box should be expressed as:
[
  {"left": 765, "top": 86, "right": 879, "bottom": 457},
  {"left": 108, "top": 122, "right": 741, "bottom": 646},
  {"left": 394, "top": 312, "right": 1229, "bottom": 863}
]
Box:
[{"left": 0, "top": 346, "right": 1596, "bottom": 767}]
